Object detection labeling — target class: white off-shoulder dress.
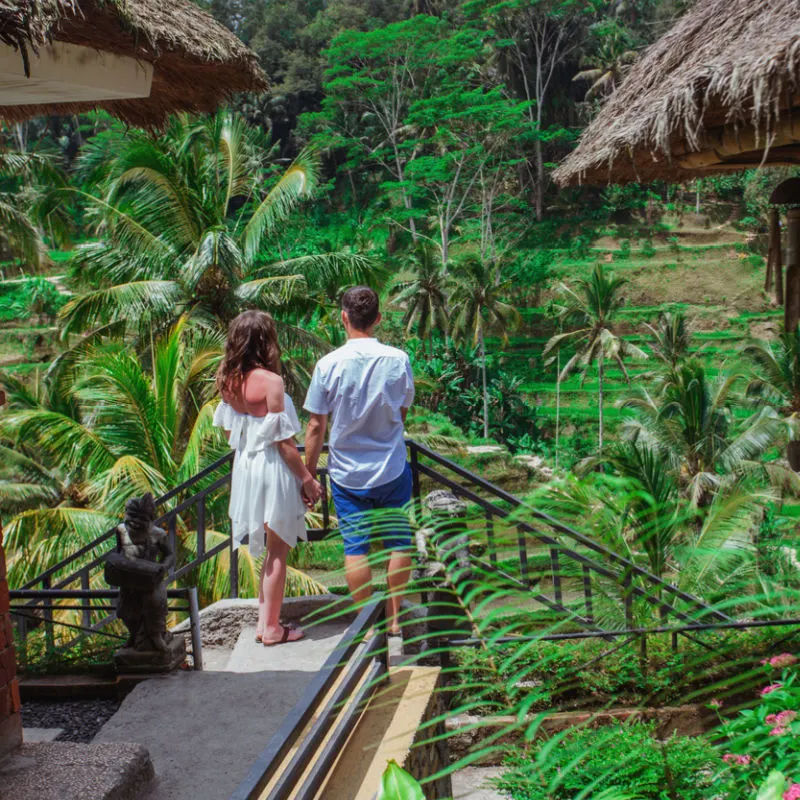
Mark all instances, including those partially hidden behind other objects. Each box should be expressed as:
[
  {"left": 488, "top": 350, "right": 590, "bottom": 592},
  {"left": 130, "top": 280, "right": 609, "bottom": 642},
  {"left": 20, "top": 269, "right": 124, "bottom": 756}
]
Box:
[{"left": 213, "top": 394, "right": 307, "bottom": 558}]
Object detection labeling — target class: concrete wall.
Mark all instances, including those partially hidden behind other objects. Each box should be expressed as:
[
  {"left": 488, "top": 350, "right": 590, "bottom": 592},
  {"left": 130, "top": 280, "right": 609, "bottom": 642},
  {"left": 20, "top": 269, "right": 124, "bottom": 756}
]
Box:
[{"left": 0, "top": 519, "right": 21, "bottom": 759}]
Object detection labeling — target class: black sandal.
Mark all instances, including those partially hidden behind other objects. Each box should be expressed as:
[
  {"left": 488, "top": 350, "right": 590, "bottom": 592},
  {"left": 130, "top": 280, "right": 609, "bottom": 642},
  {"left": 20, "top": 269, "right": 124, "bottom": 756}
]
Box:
[{"left": 262, "top": 624, "right": 304, "bottom": 646}]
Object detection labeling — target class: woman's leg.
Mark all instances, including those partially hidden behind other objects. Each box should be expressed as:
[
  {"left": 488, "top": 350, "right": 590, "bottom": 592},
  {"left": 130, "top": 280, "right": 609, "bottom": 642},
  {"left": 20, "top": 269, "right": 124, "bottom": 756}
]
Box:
[
  {"left": 256, "top": 533, "right": 268, "bottom": 640},
  {"left": 262, "top": 528, "right": 303, "bottom": 643}
]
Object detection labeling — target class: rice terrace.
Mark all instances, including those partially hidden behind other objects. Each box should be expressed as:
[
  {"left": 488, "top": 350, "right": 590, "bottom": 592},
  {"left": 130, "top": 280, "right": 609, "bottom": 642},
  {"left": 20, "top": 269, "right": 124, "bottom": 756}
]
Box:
[{"left": 3, "top": 1, "right": 800, "bottom": 799}]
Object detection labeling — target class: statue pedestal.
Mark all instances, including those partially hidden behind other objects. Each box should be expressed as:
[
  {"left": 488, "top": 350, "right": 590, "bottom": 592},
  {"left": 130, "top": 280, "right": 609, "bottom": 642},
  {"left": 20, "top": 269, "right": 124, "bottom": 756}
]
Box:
[{"left": 114, "top": 636, "right": 186, "bottom": 674}]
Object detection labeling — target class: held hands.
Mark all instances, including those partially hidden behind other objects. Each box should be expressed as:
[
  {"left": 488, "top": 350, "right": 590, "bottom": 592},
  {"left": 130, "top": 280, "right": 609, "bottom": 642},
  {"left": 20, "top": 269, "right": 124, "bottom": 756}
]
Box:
[{"left": 302, "top": 475, "right": 323, "bottom": 509}]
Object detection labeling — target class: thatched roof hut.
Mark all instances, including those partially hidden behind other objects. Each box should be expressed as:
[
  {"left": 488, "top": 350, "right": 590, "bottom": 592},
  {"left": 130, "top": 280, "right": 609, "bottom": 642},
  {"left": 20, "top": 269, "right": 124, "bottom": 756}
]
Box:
[
  {"left": 554, "top": 0, "right": 800, "bottom": 187},
  {"left": 0, "top": 0, "right": 267, "bottom": 127}
]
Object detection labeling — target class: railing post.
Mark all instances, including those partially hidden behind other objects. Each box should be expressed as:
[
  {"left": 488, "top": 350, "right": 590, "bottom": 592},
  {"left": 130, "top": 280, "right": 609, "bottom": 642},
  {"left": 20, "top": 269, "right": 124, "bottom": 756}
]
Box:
[
  {"left": 623, "top": 573, "right": 633, "bottom": 631},
  {"left": 550, "top": 548, "right": 562, "bottom": 606},
  {"left": 230, "top": 542, "right": 239, "bottom": 599},
  {"left": 80, "top": 568, "right": 91, "bottom": 631},
  {"left": 517, "top": 525, "right": 529, "bottom": 586},
  {"left": 188, "top": 587, "right": 203, "bottom": 671},
  {"left": 409, "top": 442, "right": 422, "bottom": 526},
  {"left": 320, "top": 472, "right": 330, "bottom": 535},
  {"left": 167, "top": 516, "right": 177, "bottom": 577},
  {"left": 41, "top": 576, "right": 54, "bottom": 652},
  {"left": 582, "top": 566, "right": 594, "bottom": 624},
  {"left": 485, "top": 511, "right": 497, "bottom": 565}
]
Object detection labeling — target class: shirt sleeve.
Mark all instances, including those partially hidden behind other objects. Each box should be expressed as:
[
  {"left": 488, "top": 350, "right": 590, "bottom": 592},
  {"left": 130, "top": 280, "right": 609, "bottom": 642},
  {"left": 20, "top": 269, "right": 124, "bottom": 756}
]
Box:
[
  {"left": 304, "top": 364, "right": 330, "bottom": 415},
  {"left": 402, "top": 356, "right": 415, "bottom": 408}
]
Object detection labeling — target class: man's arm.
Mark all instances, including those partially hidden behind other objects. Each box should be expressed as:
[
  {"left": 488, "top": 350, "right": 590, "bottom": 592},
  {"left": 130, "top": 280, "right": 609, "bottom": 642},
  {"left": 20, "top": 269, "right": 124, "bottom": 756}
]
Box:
[{"left": 305, "top": 413, "right": 328, "bottom": 476}]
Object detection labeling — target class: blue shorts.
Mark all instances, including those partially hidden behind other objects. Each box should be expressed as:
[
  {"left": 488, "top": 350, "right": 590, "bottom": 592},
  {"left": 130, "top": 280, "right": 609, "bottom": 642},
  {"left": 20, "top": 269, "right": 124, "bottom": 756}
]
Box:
[{"left": 331, "top": 464, "right": 413, "bottom": 557}]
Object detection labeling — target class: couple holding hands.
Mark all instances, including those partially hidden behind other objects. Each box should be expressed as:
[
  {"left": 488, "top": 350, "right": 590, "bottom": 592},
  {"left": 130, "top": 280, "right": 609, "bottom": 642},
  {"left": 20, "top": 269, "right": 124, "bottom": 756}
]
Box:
[{"left": 214, "top": 287, "right": 415, "bottom": 646}]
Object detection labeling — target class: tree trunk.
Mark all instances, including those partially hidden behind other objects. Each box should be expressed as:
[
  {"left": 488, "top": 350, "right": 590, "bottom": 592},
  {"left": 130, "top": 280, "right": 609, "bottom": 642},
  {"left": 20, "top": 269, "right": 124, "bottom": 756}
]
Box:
[
  {"left": 776, "top": 216, "right": 785, "bottom": 307},
  {"left": 766, "top": 208, "right": 779, "bottom": 294},
  {"left": 480, "top": 324, "right": 489, "bottom": 441},
  {"left": 785, "top": 210, "right": 800, "bottom": 333},
  {"left": 534, "top": 138, "right": 544, "bottom": 222},
  {"left": 555, "top": 350, "right": 561, "bottom": 470},
  {"left": 598, "top": 355, "right": 604, "bottom": 454}
]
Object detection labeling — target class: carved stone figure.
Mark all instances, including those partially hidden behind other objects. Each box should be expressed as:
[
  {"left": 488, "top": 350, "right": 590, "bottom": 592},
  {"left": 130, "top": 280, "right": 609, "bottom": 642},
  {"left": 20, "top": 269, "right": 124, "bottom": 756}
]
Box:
[{"left": 104, "top": 493, "right": 185, "bottom": 672}]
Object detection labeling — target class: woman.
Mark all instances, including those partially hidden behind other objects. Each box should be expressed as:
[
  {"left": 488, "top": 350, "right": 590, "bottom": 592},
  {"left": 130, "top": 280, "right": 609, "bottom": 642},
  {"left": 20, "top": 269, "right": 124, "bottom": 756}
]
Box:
[{"left": 214, "top": 311, "right": 322, "bottom": 645}]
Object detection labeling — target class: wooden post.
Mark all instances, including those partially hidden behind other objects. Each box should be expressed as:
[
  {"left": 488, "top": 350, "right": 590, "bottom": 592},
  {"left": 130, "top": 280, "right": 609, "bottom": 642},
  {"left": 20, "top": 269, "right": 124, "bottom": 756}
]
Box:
[
  {"left": 0, "top": 519, "right": 22, "bottom": 758},
  {"left": 766, "top": 208, "right": 778, "bottom": 293},
  {"left": 785, "top": 209, "right": 800, "bottom": 333}
]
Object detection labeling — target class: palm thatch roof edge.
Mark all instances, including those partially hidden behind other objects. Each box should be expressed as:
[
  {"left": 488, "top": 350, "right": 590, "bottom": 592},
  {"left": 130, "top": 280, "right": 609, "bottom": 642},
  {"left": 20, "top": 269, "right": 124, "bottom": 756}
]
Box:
[
  {"left": 0, "top": 0, "right": 267, "bottom": 127},
  {"left": 554, "top": 0, "right": 800, "bottom": 186}
]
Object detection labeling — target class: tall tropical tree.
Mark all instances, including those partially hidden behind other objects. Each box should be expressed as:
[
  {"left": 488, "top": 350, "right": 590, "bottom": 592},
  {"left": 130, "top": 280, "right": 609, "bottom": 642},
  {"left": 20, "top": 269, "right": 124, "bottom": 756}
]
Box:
[
  {"left": 0, "top": 148, "right": 70, "bottom": 269},
  {"left": 0, "top": 319, "right": 225, "bottom": 585},
  {"left": 645, "top": 311, "right": 693, "bottom": 368},
  {"left": 391, "top": 243, "right": 449, "bottom": 356},
  {"left": 448, "top": 255, "right": 520, "bottom": 439},
  {"left": 573, "top": 20, "right": 639, "bottom": 100},
  {"left": 62, "top": 112, "right": 374, "bottom": 341},
  {"left": 544, "top": 263, "right": 646, "bottom": 452},
  {"left": 622, "top": 360, "right": 783, "bottom": 506},
  {"left": 743, "top": 328, "right": 800, "bottom": 469}
]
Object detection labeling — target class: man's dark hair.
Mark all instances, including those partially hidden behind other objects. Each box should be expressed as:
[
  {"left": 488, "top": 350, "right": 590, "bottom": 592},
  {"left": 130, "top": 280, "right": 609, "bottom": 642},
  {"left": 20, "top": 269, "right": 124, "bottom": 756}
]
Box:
[{"left": 342, "top": 286, "right": 380, "bottom": 331}]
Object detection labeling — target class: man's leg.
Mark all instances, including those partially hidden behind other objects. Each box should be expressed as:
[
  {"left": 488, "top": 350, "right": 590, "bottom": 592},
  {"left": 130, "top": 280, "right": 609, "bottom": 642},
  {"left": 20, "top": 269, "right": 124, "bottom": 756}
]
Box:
[
  {"left": 344, "top": 555, "right": 373, "bottom": 603},
  {"left": 386, "top": 551, "right": 412, "bottom": 635},
  {"left": 331, "top": 481, "right": 373, "bottom": 606},
  {"left": 377, "top": 464, "right": 414, "bottom": 635}
]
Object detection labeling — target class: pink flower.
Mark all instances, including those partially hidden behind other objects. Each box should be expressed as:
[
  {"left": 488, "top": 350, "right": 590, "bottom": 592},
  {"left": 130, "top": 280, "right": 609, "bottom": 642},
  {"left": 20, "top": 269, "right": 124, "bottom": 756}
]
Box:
[
  {"left": 761, "top": 683, "right": 784, "bottom": 696},
  {"left": 783, "top": 784, "right": 800, "bottom": 800},
  {"left": 771, "top": 654, "right": 798, "bottom": 668},
  {"left": 777, "top": 710, "right": 798, "bottom": 725},
  {"left": 767, "top": 713, "right": 779, "bottom": 725},
  {"left": 708, "top": 699, "right": 723, "bottom": 710},
  {"left": 722, "top": 753, "right": 751, "bottom": 766},
  {"left": 770, "top": 726, "right": 788, "bottom": 736}
]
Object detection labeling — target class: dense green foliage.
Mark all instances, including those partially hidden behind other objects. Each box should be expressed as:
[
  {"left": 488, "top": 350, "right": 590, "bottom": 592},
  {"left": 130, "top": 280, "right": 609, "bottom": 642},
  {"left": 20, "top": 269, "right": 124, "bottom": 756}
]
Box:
[{"left": 498, "top": 721, "right": 721, "bottom": 800}]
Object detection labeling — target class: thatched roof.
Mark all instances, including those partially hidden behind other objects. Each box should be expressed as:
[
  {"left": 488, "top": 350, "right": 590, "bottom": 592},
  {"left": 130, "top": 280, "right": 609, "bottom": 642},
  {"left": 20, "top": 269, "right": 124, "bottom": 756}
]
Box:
[
  {"left": 0, "top": 0, "right": 267, "bottom": 127},
  {"left": 554, "top": 0, "right": 800, "bottom": 187}
]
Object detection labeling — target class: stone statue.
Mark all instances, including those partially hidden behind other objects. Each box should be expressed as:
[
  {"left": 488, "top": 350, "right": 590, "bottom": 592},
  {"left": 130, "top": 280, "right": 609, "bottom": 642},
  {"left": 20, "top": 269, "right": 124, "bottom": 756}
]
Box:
[{"left": 104, "top": 493, "right": 185, "bottom": 672}]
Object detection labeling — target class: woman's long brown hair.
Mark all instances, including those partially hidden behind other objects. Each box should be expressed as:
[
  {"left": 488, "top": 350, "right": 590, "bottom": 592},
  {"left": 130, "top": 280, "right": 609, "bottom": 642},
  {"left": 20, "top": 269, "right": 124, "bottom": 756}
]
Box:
[{"left": 216, "top": 310, "right": 281, "bottom": 397}]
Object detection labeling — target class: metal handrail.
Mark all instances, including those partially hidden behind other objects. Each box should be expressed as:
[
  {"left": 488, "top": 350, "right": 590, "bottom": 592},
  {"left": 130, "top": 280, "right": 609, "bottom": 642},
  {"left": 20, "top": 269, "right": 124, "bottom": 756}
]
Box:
[
  {"left": 407, "top": 439, "right": 728, "bottom": 621},
  {"left": 229, "top": 598, "right": 388, "bottom": 800}
]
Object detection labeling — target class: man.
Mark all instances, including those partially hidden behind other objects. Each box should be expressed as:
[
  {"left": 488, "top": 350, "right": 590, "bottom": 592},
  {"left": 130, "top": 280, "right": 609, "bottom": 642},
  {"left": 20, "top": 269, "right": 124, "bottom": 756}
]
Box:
[{"left": 304, "top": 286, "right": 414, "bottom": 635}]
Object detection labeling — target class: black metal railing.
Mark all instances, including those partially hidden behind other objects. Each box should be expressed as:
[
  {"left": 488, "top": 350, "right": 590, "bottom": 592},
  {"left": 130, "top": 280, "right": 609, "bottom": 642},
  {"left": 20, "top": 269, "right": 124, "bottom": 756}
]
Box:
[
  {"left": 406, "top": 440, "right": 800, "bottom": 657},
  {"left": 10, "top": 447, "right": 338, "bottom": 653},
  {"left": 229, "top": 599, "right": 388, "bottom": 800},
  {"left": 12, "top": 438, "right": 800, "bottom": 665}
]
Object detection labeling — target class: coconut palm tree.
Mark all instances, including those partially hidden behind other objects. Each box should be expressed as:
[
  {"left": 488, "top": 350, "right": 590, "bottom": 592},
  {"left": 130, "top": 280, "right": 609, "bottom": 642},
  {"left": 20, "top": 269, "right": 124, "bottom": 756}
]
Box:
[
  {"left": 644, "top": 311, "right": 693, "bottom": 369},
  {"left": 544, "top": 263, "right": 646, "bottom": 452},
  {"left": 573, "top": 21, "right": 639, "bottom": 101},
  {"left": 61, "top": 112, "right": 374, "bottom": 342},
  {"left": 621, "top": 360, "right": 783, "bottom": 507},
  {"left": 743, "top": 328, "right": 800, "bottom": 469},
  {"left": 448, "top": 255, "right": 520, "bottom": 439},
  {"left": 0, "top": 319, "right": 225, "bottom": 583},
  {"left": 391, "top": 243, "right": 449, "bottom": 356},
  {"left": 0, "top": 148, "right": 70, "bottom": 270}
]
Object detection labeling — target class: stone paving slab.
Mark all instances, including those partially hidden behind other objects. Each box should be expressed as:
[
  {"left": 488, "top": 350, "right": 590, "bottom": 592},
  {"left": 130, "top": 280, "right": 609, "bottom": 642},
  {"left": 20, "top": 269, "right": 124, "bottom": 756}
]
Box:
[
  {"left": 94, "top": 670, "right": 311, "bottom": 800},
  {"left": 0, "top": 741, "right": 153, "bottom": 800},
  {"left": 22, "top": 727, "right": 63, "bottom": 742},
  {"left": 225, "top": 623, "right": 347, "bottom": 673},
  {"left": 452, "top": 767, "right": 505, "bottom": 800}
]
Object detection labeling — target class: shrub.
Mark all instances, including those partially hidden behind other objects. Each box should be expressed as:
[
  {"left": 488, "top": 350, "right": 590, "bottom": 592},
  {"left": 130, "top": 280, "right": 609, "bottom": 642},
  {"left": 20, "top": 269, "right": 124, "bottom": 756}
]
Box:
[
  {"left": 496, "top": 721, "right": 722, "bottom": 800},
  {"left": 715, "top": 665, "right": 800, "bottom": 794}
]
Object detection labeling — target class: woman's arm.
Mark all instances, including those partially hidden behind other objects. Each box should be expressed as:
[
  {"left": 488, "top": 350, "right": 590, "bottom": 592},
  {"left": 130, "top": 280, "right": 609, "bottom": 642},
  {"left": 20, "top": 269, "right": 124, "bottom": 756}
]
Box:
[{"left": 264, "top": 373, "right": 321, "bottom": 503}]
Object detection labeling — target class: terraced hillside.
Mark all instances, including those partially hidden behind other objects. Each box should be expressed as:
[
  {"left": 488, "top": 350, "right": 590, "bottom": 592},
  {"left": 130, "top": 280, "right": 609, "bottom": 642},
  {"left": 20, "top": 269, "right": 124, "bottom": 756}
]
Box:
[{"left": 494, "top": 218, "right": 775, "bottom": 457}]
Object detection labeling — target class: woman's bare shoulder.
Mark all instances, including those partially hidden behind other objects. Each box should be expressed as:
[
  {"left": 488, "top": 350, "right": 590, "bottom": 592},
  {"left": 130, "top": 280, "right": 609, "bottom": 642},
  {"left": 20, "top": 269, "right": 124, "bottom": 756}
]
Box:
[{"left": 243, "top": 369, "right": 284, "bottom": 408}]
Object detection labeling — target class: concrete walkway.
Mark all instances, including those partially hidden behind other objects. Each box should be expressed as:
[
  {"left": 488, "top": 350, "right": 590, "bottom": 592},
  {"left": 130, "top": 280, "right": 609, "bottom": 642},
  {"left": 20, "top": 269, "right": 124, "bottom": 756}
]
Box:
[
  {"left": 94, "top": 620, "right": 349, "bottom": 800},
  {"left": 452, "top": 767, "right": 505, "bottom": 799}
]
